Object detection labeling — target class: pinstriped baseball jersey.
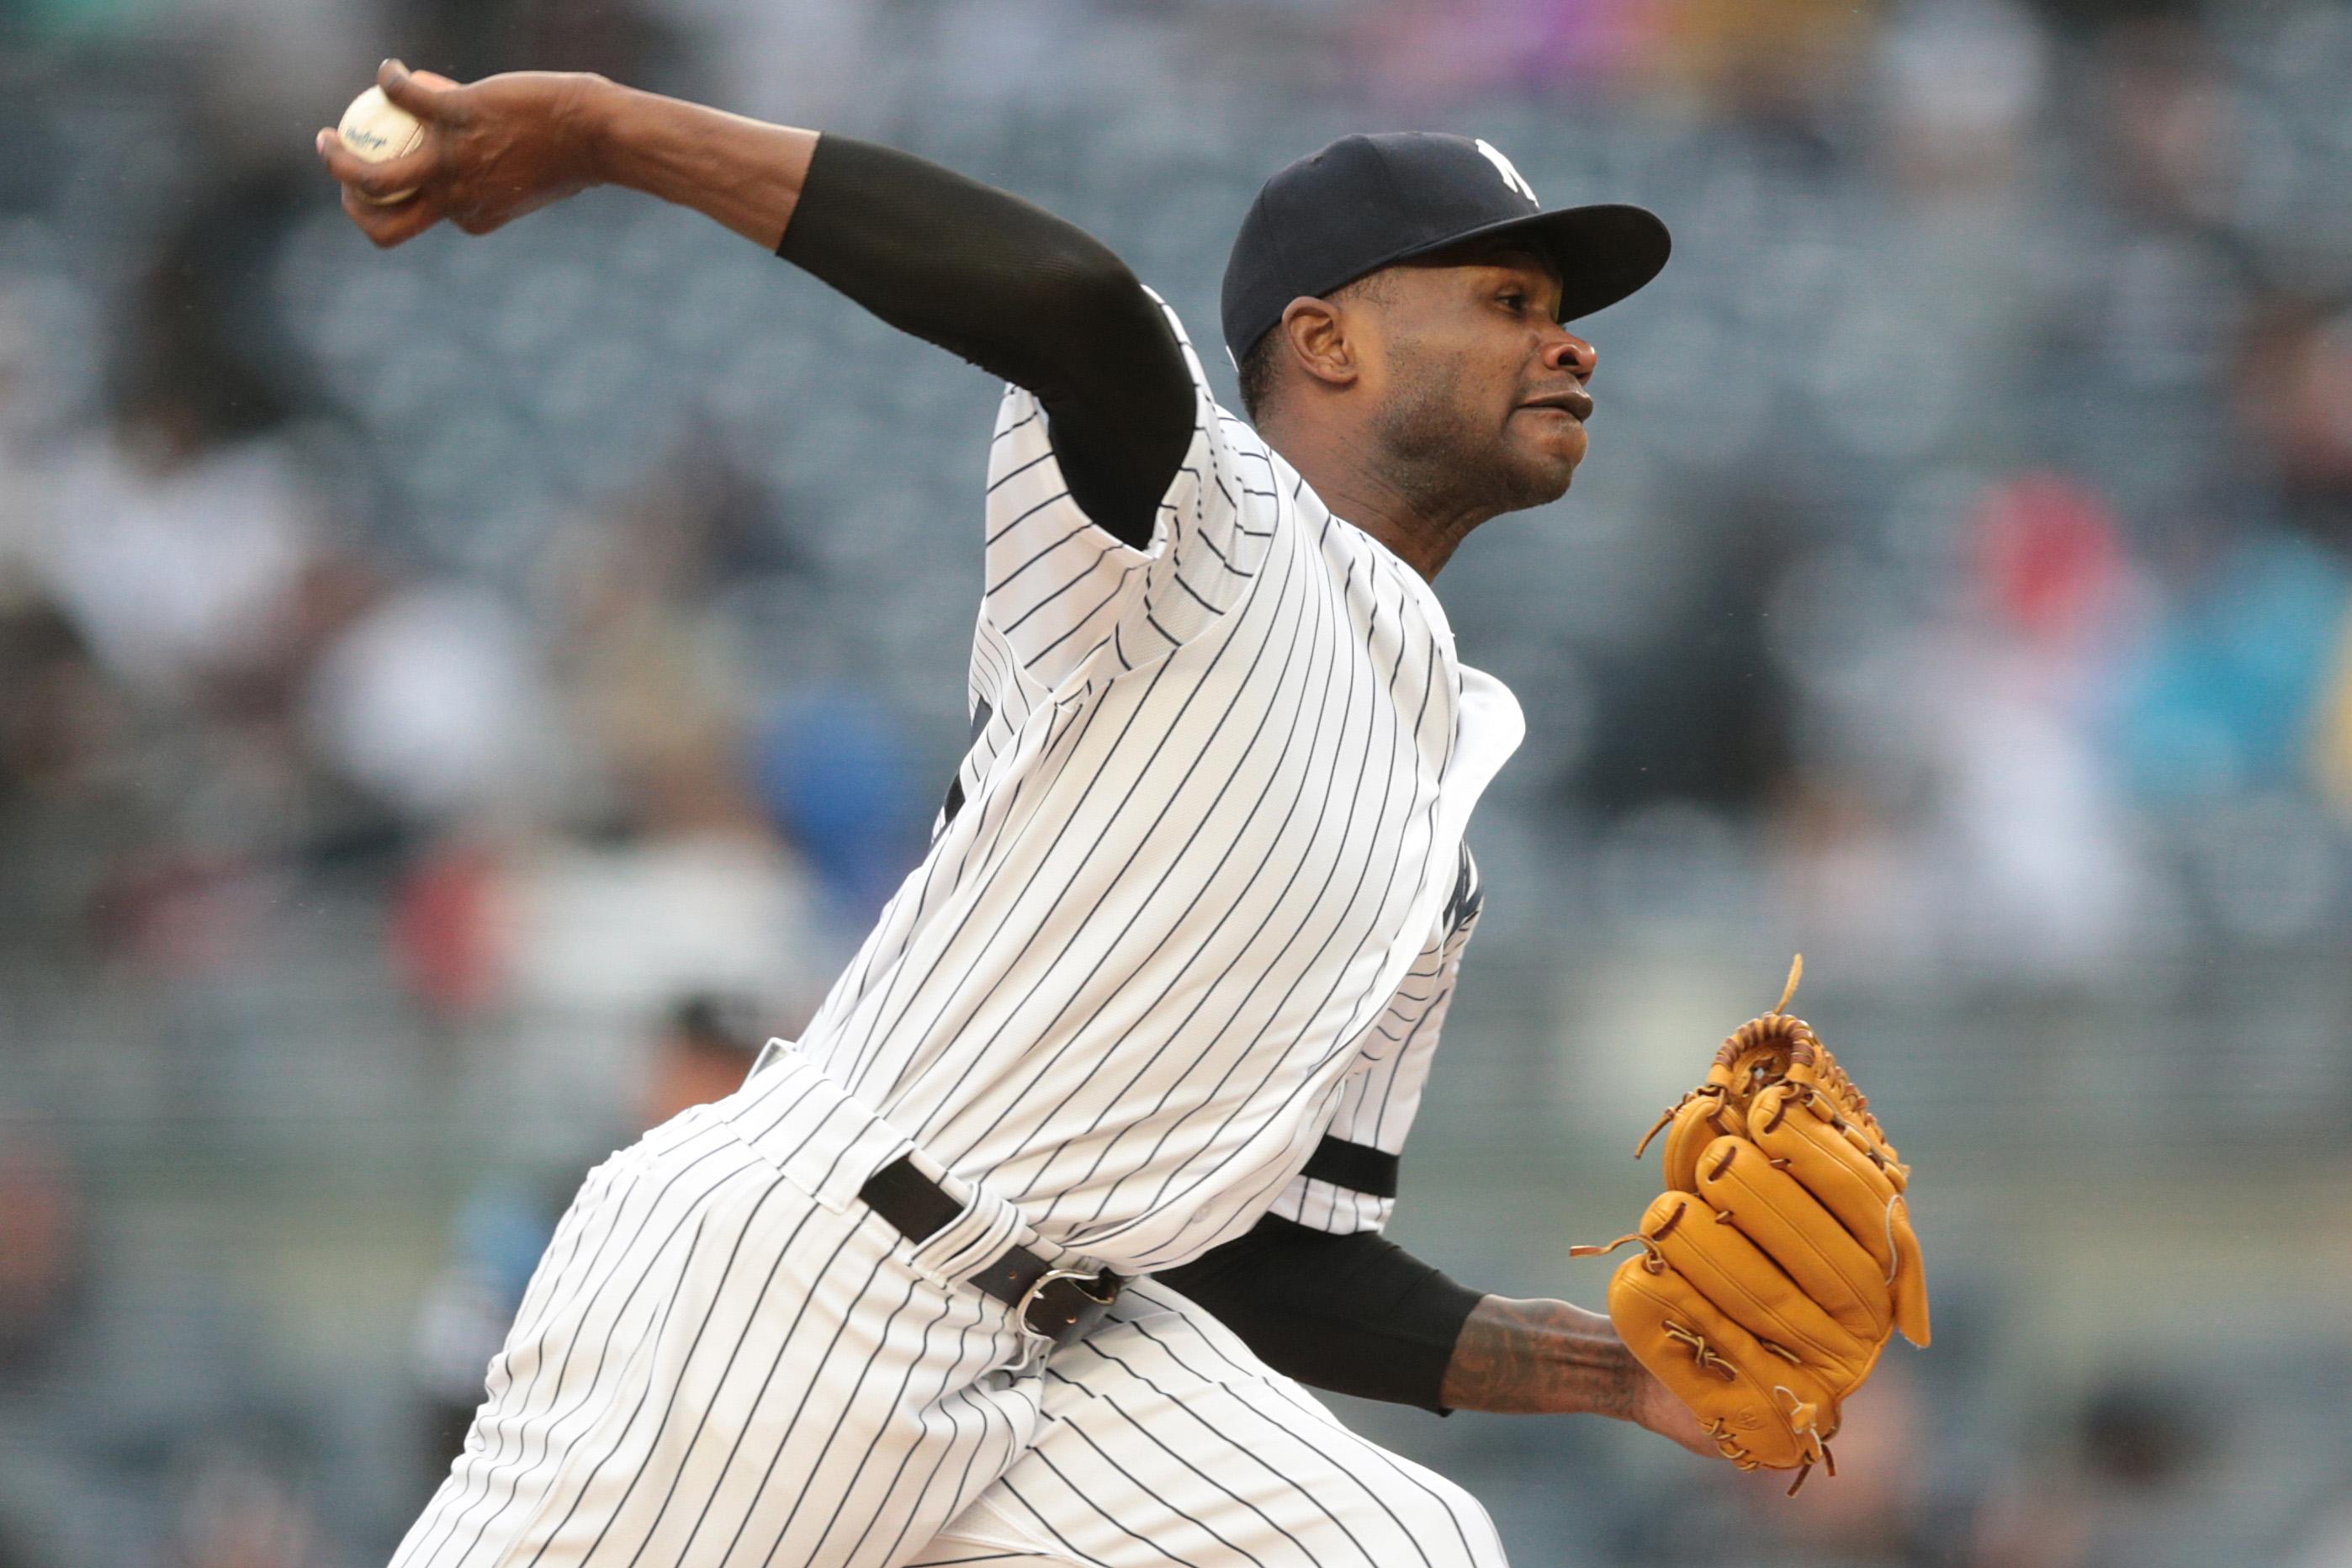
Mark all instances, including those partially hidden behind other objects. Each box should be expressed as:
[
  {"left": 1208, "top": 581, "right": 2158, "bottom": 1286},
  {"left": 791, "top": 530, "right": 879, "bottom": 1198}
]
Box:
[
  {"left": 793, "top": 295, "right": 1524, "bottom": 1274},
  {"left": 1266, "top": 840, "right": 1483, "bottom": 1237}
]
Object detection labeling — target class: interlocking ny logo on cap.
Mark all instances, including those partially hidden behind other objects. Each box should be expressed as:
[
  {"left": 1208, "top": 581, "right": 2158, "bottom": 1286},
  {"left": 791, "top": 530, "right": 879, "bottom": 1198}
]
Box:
[{"left": 1475, "top": 139, "right": 1539, "bottom": 207}]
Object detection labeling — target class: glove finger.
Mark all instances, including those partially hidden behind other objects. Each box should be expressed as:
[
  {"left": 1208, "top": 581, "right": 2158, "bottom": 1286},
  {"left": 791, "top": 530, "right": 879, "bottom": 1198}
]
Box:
[
  {"left": 1764, "top": 1077, "right": 1902, "bottom": 1182},
  {"left": 1695, "top": 1136, "right": 1892, "bottom": 1345},
  {"left": 1640, "top": 1190, "right": 1878, "bottom": 1385},
  {"left": 1749, "top": 1085, "right": 1903, "bottom": 1263},
  {"left": 1785, "top": 1044, "right": 1909, "bottom": 1185},
  {"left": 1660, "top": 1089, "right": 1736, "bottom": 1194},
  {"left": 1608, "top": 1253, "right": 1836, "bottom": 1474},
  {"left": 1767, "top": 1062, "right": 1930, "bottom": 1345}
]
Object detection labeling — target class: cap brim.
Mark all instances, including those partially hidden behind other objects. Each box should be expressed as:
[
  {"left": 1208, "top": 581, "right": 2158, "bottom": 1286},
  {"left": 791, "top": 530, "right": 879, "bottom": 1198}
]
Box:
[{"left": 1396, "top": 202, "right": 1671, "bottom": 323}]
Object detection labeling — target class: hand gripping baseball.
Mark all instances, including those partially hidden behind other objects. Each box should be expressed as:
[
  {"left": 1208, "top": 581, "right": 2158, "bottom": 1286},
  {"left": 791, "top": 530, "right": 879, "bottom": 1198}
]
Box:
[
  {"left": 315, "top": 60, "right": 607, "bottom": 248},
  {"left": 1572, "top": 958, "right": 1930, "bottom": 1492}
]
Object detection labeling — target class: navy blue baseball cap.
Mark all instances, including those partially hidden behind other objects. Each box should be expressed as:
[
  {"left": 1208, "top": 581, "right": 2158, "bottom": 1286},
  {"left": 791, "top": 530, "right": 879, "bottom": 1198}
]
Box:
[{"left": 1221, "top": 132, "right": 1671, "bottom": 363}]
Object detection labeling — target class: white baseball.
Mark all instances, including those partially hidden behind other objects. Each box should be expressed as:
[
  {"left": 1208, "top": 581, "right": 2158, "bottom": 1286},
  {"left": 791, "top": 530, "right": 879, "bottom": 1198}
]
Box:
[{"left": 337, "top": 86, "right": 425, "bottom": 204}]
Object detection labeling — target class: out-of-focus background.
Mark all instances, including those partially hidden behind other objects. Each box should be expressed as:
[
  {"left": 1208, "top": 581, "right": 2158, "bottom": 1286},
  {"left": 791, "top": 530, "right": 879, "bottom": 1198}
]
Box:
[{"left": 2, "top": 0, "right": 2349, "bottom": 1561}]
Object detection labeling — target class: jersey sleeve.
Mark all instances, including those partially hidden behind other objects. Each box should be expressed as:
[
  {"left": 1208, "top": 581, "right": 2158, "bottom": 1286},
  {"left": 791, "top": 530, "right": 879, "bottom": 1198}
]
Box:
[
  {"left": 1267, "top": 845, "right": 1485, "bottom": 1237},
  {"left": 981, "top": 291, "right": 1276, "bottom": 690}
]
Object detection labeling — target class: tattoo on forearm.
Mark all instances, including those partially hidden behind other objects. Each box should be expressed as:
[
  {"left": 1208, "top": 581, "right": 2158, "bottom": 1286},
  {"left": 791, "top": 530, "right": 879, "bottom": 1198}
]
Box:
[{"left": 1440, "top": 1295, "right": 1641, "bottom": 1417}]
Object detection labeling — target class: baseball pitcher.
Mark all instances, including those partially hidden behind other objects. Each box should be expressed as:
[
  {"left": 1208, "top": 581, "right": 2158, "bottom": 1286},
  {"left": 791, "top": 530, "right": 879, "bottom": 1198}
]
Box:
[{"left": 317, "top": 58, "right": 1925, "bottom": 1568}]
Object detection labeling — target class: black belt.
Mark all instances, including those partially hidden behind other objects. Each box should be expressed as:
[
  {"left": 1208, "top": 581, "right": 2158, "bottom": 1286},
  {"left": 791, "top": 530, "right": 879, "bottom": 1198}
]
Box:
[{"left": 857, "top": 1155, "right": 1123, "bottom": 1348}]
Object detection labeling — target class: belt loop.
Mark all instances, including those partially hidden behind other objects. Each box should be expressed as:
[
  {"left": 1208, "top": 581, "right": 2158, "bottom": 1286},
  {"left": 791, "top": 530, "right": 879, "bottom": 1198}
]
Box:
[
  {"left": 720, "top": 1049, "right": 911, "bottom": 1212},
  {"left": 902, "top": 1154, "right": 1029, "bottom": 1283}
]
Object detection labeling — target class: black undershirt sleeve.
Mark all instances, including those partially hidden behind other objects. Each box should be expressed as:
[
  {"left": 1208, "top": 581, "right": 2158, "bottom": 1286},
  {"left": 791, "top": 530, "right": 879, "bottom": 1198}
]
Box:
[
  {"left": 1153, "top": 1215, "right": 1485, "bottom": 1416},
  {"left": 775, "top": 135, "right": 1195, "bottom": 549}
]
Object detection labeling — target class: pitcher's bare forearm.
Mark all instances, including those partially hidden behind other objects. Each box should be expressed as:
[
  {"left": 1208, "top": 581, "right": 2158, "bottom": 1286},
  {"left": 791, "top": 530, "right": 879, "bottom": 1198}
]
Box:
[
  {"left": 581, "top": 80, "right": 817, "bottom": 250},
  {"left": 1445, "top": 1295, "right": 1715, "bottom": 1455},
  {"left": 1157, "top": 1225, "right": 1712, "bottom": 1453},
  {"left": 1439, "top": 1295, "right": 1641, "bottom": 1417}
]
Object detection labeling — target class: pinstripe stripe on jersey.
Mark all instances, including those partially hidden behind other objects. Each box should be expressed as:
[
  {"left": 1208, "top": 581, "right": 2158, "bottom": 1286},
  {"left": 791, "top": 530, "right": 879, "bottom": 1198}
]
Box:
[
  {"left": 1269, "top": 845, "right": 1483, "bottom": 1237},
  {"left": 790, "top": 296, "right": 1523, "bottom": 1275}
]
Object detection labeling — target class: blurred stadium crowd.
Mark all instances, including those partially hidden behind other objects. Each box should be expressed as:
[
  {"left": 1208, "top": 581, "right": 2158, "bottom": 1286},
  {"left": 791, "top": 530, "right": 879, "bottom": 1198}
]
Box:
[{"left": 2, "top": 0, "right": 2350, "bottom": 1563}]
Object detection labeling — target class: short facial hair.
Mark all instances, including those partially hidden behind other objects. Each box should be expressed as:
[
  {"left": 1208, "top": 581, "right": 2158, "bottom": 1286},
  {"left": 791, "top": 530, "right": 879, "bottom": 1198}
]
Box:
[{"left": 1367, "top": 331, "right": 1571, "bottom": 522}]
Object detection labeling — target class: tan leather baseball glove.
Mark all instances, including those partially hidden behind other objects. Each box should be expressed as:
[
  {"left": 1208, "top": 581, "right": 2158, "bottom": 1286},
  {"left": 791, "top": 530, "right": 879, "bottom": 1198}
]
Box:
[{"left": 1574, "top": 959, "right": 1930, "bottom": 1492}]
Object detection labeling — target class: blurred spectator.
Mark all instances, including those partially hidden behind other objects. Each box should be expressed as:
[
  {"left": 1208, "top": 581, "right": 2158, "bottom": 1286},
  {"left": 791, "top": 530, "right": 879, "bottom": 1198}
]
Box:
[
  {"left": 1929, "top": 474, "right": 2150, "bottom": 974},
  {"left": 462, "top": 818, "right": 815, "bottom": 1128},
  {"left": 640, "top": 991, "right": 768, "bottom": 1127},
  {"left": 302, "top": 580, "right": 559, "bottom": 825},
  {"left": 1350, "top": 0, "right": 1654, "bottom": 104},
  {"left": 29, "top": 406, "right": 316, "bottom": 704},
  {"left": 0, "top": 595, "right": 133, "bottom": 956},
  {"left": 1573, "top": 485, "right": 1801, "bottom": 822},
  {"left": 0, "top": 1128, "right": 86, "bottom": 1376},
  {"left": 112, "top": 156, "right": 312, "bottom": 454},
  {"left": 163, "top": 1424, "right": 327, "bottom": 1568},
  {"left": 13, "top": 147, "right": 324, "bottom": 711},
  {"left": 2235, "top": 297, "right": 2352, "bottom": 539},
  {"left": 2111, "top": 532, "right": 2347, "bottom": 807},
  {"left": 2090, "top": 18, "right": 2244, "bottom": 232},
  {"left": 390, "top": 835, "right": 510, "bottom": 1021},
  {"left": 1771, "top": 471, "right": 2160, "bottom": 976},
  {"left": 0, "top": 1126, "right": 138, "bottom": 1563},
  {"left": 407, "top": 1168, "right": 577, "bottom": 1483},
  {"left": 1353, "top": 0, "right": 1877, "bottom": 118},
  {"left": 1871, "top": 0, "right": 2048, "bottom": 206},
  {"left": 1968, "top": 1375, "right": 2222, "bottom": 1568},
  {"left": 753, "top": 686, "right": 929, "bottom": 923},
  {"left": 1646, "top": 0, "right": 1880, "bottom": 126}
]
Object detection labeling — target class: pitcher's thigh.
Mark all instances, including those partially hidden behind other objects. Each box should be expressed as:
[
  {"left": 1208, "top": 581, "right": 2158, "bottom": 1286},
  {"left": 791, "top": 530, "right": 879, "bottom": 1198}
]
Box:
[
  {"left": 909, "top": 1279, "right": 1509, "bottom": 1568},
  {"left": 393, "top": 1126, "right": 1044, "bottom": 1568}
]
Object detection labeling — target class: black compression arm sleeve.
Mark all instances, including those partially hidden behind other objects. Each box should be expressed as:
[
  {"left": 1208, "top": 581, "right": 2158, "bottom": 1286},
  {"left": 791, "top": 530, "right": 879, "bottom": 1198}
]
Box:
[
  {"left": 1153, "top": 1216, "right": 1485, "bottom": 1415},
  {"left": 775, "top": 135, "right": 1195, "bottom": 549}
]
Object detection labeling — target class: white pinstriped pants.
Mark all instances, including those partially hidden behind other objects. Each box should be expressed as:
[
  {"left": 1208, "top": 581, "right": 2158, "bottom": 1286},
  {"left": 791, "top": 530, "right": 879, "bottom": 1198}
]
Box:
[
  {"left": 911, "top": 1277, "right": 1510, "bottom": 1568},
  {"left": 391, "top": 1053, "right": 1507, "bottom": 1568}
]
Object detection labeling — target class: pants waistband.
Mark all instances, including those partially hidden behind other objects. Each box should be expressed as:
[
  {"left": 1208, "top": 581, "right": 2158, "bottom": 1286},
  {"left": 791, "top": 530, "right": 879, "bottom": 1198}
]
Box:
[{"left": 718, "top": 1041, "right": 1104, "bottom": 1293}]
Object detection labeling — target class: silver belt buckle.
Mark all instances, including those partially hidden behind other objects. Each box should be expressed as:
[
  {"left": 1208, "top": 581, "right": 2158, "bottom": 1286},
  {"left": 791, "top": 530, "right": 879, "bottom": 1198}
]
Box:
[{"left": 1014, "top": 1267, "right": 1119, "bottom": 1341}]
